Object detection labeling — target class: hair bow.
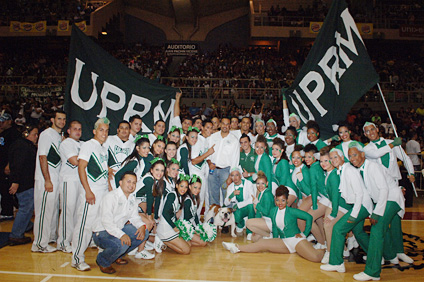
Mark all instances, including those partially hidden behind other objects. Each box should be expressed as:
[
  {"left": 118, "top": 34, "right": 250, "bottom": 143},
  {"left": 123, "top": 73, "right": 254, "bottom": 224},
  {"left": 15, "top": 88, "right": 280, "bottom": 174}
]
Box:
[
  {"left": 170, "top": 158, "right": 180, "bottom": 166},
  {"left": 170, "top": 126, "right": 183, "bottom": 134},
  {"left": 134, "top": 134, "right": 149, "bottom": 144},
  {"left": 179, "top": 174, "right": 190, "bottom": 181},
  {"left": 157, "top": 135, "right": 164, "bottom": 141},
  {"left": 190, "top": 174, "right": 202, "bottom": 183}
]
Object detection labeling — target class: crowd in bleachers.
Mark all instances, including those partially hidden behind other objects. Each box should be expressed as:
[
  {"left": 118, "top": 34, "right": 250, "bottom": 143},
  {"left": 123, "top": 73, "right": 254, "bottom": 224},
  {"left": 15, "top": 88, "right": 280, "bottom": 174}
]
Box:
[{"left": 0, "top": 0, "right": 98, "bottom": 26}]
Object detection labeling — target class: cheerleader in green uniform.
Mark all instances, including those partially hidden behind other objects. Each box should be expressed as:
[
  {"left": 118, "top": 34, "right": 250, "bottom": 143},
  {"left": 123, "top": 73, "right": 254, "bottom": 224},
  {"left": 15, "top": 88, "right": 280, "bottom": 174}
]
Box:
[
  {"left": 253, "top": 135, "right": 273, "bottom": 184},
  {"left": 271, "top": 138, "right": 297, "bottom": 206},
  {"left": 183, "top": 175, "right": 207, "bottom": 247},
  {"left": 245, "top": 171, "right": 275, "bottom": 240},
  {"left": 164, "top": 141, "right": 178, "bottom": 162},
  {"left": 283, "top": 126, "right": 297, "bottom": 163},
  {"left": 290, "top": 145, "right": 311, "bottom": 209},
  {"left": 303, "top": 144, "right": 327, "bottom": 249},
  {"left": 306, "top": 121, "right": 328, "bottom": 150},
  {"left": 151, "top": 136, "right": 166, "bottom": 159},
  {"left": 222, "top": 186, "right": 324, "bottom": 263},
  {"left": 156, "top": 174, "right": 190, "bottom": 254},
  {"left": 335, "top": 122, "right": 363, "bottom": 162},
  {"left": 177, "top": 126, "right": 200, "bottom": 175},
  {"left": 167, "top": 126, "right": 182, "bottom": 147}
]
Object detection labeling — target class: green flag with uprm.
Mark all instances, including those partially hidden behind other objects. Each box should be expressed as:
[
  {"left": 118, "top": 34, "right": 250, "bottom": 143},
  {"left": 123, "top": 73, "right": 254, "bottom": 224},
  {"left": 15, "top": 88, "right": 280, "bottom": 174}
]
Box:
[
  {"left": 285, "top": 0, "right": 379, "bottom": 138},
  {"left": 64, "top": 25, "right": 178, "bottom": 140}
]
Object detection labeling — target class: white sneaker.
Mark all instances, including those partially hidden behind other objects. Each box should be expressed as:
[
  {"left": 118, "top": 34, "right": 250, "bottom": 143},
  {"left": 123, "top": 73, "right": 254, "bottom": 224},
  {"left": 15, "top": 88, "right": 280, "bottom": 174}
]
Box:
[
  {"left": 347, "top": 235, "right": 359, "bottom": 250},
  {"left": 363, "top": 256, "right": 385, "bottom": 265},
  {"left": 307, "top": 234, "right": 316, "bottom": 242},
  {"left": 236, "top": 227, "right": 244, "bottom": 233},
  {"left": 313, "top": 242, "right": 326, "bottom": 250},
  {"left": 135, "top": 249, "right": 155, "bottom": 260},
  {"left": 389, "top": 257, "right": 399, "bottom": 264},
  {"left": 89, "top": 240, "right": 97, "bottom": 248},
  {"left": 127, "top": 248, "right": 138, "bottom": 256},
  {"left": 246, "top": 233, "right": 252, "bottom": 241},
  {"left": 57, "top": 245, "right": 72, "bottom": 253},
  {"left": 222, "top": 242, "right": 240, "bottom": 254},
  {"left": 145, "top": 241, "right": 154, "bottom": 251},
  {"left": 71, "top": 261, "right": 91, "bottom": 271},
  {"left": 321, "top": 251, "right": 330, "bottom": 264},
  {"left": 397, "top": 253, "right": 414, "bottom": 264},
  {"left": 31, "top": 244, "right": 57, "bottom": 253},
  {"left": 154, "top": 236, "right": 165, "bottom": 253},
  {"left": 343, "top": 250, "right": 350, "bottom": 258},
  {"left": 353, "top": 272, "right": 380, "bottom": 281},
  {"left": 320, "top": 263, "right": 345, "bottom": 273}
]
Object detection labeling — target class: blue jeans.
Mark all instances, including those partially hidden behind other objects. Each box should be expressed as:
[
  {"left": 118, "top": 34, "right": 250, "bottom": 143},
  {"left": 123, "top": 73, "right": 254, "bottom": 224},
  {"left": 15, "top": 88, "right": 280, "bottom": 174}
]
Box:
[
  {"left": 10, "top": 188, "right": 34, "bottom": 239},
  {"left": 208, "top": 167, "right": 230, "bottom": 206},
  {"left": 93, "top": 224, "right": 149, "bottom": 267}
]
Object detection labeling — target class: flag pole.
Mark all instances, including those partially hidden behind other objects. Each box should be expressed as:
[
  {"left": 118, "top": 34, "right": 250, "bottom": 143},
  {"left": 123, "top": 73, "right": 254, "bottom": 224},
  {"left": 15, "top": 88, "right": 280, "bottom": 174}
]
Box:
[{"left": 377, "top": 83, "right": 418, "bottom": 197}]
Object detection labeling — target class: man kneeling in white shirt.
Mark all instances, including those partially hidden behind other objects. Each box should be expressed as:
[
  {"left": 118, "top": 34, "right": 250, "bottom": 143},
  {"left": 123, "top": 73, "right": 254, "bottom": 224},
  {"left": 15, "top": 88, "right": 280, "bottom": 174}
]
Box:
[{"left": 92, "top": 171, "right": 149, "bottom": 274}]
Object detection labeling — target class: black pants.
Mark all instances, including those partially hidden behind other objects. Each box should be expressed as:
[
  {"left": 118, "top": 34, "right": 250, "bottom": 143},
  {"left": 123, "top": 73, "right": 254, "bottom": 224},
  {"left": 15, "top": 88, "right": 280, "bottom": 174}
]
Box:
[{"left": 0, "top": 175, "right": 14, "bottom": 216}]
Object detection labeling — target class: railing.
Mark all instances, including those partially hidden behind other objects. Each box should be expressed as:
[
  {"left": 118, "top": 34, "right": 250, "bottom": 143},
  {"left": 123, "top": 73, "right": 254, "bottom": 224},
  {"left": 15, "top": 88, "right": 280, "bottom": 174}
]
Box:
[{"left": 252, "top": 13, "right": 424, "bottom": 29}]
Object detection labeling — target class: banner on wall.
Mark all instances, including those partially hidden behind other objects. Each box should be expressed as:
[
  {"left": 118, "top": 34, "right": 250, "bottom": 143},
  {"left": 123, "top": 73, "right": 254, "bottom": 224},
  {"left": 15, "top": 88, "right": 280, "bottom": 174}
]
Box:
[
  {"left": 165, "top": 43, "right": 199, "bottom": 56},
  {"left": 57, "top": 20, "right": 70, "bottom": 32},
  {"left": 64, "top": 25, "right": 178, "bottom": 140},
  {"left": 10, "top": 21, "right": 47, "bottom": 32},
  {"left": 399, "top": 25, "right": 424, "bottom": 38},
  {"left": 286, "top": 0, "right": 379, "bottom": 138},
  {"left": 309, "top": 21, "right": 373, "bottom": 36}
]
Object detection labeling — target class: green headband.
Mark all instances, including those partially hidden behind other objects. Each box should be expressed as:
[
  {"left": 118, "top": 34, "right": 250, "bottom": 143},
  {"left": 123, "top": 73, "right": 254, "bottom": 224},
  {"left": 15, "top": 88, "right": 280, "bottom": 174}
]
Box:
[
  {"left": 170, "top": 158, "right": 180, "bottom": 166},
  {"left": 190, "top": 174, "right": 202, "bottom": 184},
  {"left": 179, "top": 174, "right": 190, "bottom": 181},
  {"left": 266, "top": 119, "right": 277, "bottom": 127},
  {"left": 134, "top": 134, "right": 149, "bottom": 144},
  {"left": 188, "top": 126, "right": 200, "bottom": 133},
  {"left": 170, "top": 126, "right": 183, "bottom": 135},
  {"left": 157, "top": 135, "right": 165, "bottom": 141},
  {"left": 150, "top": 157, "right": 166, "bottom": 166}
]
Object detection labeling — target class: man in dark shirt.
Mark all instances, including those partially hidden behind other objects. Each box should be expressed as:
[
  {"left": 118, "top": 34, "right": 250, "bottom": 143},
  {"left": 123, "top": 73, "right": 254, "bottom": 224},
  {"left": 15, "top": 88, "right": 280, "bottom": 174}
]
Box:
[{"left": 0, "top": 113, "right": 21, "bottom": 221}]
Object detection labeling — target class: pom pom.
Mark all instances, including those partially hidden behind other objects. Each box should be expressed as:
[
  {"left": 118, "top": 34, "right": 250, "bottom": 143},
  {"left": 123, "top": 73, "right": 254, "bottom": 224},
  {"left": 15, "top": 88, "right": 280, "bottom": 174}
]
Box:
[
  {"left": 175, "top": 219, "right": 194, "bottom": 241},
  {"left": 195, "top": 223, "right": 217, "bottom": 242}
]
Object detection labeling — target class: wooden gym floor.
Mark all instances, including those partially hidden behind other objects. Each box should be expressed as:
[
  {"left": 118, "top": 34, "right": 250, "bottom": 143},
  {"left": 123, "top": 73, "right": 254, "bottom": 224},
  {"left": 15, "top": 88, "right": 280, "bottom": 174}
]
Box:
[{"left": 0, "top": 196, "right": 423, "bottom": 282}]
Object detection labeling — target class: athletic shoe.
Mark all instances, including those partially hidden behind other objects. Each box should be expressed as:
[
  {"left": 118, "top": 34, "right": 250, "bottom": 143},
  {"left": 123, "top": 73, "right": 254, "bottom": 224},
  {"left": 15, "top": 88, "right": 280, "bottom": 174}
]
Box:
[
  {"left": 145, "top": 241, "right": 154, "bottom": 251},
  {"left": 222, "top": 242, "right": 240, "bottom": 254},
  {"left": 0, "top": 215, "right": 14, "bottom": 222},
  {"left": 71, "top": 261, "right": 91, "bottom": 271},
  {"left": 389, "top": 257, "right": 399, "bottom": 264},
  {"left": 154, "top": 236, "right": 165, "bottom": 253},
  {"left": 306, "top": 234, "right": 316, "bottom": 242},
  {"left": 236, "top": 227, "right": 244, "bottom": 233},
  {"left": 343, "top": 250, "right": 350, "bottom": 258},
  {"left": 320, "top": 263, "right": 346, "bottom": 273},
  {"left": 31, "top": 244, "right": 57, "bottom": 253},
  {"left": 397, "top": 253, "right": 414, "bottom": 264},
  {"left": 57, "top": 245, "right": 72, "bottom": 253},
  {"left": 347, "top": 235, "right": 359, "bottom": 250},
  {"left": 246, "top": 233, "right": 252, "bottom": 241},
  {"left": 321, "top": 251, "right": 330, "bottom": 264},
  {"left": 353, "top": 272, "right": 380, "bottom": 281},
  {"left": 127, "top": 248, "right": 138, "bottom": 256},
  {"left": 135, "top": 249, "right": 155, "bottom": 260},
  {"left": 313, "top": 242, "right": 327, "bottom": 250}
]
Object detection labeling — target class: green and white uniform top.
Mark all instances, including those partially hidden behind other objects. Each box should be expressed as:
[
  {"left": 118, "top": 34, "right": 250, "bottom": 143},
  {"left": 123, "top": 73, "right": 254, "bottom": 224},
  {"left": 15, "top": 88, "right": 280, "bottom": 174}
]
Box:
[
  {"left": 272, "top": 157, "right": 295, "bottom": 192},
  {"left": 224, "top": 179, "right": 255, "bottom": 209},
  {"left": 335, "top": 140, "right": 364, "bottom": 162},
  {"left": 188, "top": 134, "right": 208, "bottom": 175},
  {"left": 240, "top": 149, "right": 256, "bottom": 183},
  {"left": 308, "top": 138, "right": 328, "bottom": 151},
  {"left": 254, "top": 152, "right": 273, "bottom": 184},
  {"left": 324, "top": 169, "right": 349, "bottom": 219},
  {"left": 135, "top": 173, "right": 155, "bottom": 216},
  {"left": 158, "top": 191, "right": 182, "bottom": 229},
  {"left": 338, "top": 162, "right": 373, "bottom": 221},
  {"left": 104, "top": 135, "right": 135, "bottom": 170},
  {"left": 271, "top": 206, "right": 312, "bottom": 239},
  {"left": 254, "top": 189, "right": 274, "bottom": 218},
  {"left": 290, "top": 163, "right": 311, "bottom": 199},
  {"left": 363, "top": 137, "right": 414, "bottom": 182},
  {"left": 264, "top": 132, "right": 285, "bottom": 155},
  {"left": 77, "top": 138, "right": 109, "bottom": 190},
  {"left": 35, "top": 127, "right": 62, "bottom": 181},
  {"left": 114, "top": 153, "right": 154, "bottom": 188},
  {"left": 182, "top": 196, "right": 200, "bottom": 227},
  {"left": 309, "top": 161, "right": 326, "bottom": 210},
  {"left": 286, "top": 143, "right": 295, "bottom": 164},
  {"left": 177, "top": 143, "right": 190, "bottom": 175},
  {"left": 359, "top": 159, "right": 405, "bottom": 219},
  {"left": 59, "top": 137, "right": 83, "bottom": 181}
]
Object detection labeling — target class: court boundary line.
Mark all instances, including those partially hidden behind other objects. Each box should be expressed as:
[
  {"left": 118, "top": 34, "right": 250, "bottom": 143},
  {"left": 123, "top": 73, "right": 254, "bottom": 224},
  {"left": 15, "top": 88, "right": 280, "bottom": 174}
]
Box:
[{"left": 0, "top": 270, "right": 231, "bottom": 282}]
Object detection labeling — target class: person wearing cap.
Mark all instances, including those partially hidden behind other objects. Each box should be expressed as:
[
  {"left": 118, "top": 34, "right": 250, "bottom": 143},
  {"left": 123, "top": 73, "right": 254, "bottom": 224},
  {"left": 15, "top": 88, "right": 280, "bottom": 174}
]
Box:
[
  {"left": 348, "top": 142, "right": 412, "bottom": 281},
  {"left": 362, "top": 122, "right": 415, "bottom": 185},
  {"left": 224, "top": 167, "right": 255, "bottom": 240},
  {"left": 282, "top": 93, "right": 308, "bottom": 146},
  {"left": 0, "top": 112, "right": 21, "bottom": 221},
  {"left": 320, "top": 146, "right": 373, "bottom": 274}
]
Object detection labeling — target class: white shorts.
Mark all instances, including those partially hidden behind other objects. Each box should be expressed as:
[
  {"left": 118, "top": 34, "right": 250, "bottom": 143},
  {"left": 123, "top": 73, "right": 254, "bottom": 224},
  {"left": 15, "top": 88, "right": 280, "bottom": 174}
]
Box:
[
  {"left": 282, "top": 234, "right": 306, "bottom": 253},
  {"left": 263, "top": 216, "right": 272, "bottom": 231}
]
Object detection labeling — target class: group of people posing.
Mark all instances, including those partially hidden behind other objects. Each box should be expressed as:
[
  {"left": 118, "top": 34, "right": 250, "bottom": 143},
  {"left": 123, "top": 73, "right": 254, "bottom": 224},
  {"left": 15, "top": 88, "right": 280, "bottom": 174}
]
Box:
[{"left": 5, "top": 92, "right": 416, "bottom": 280}]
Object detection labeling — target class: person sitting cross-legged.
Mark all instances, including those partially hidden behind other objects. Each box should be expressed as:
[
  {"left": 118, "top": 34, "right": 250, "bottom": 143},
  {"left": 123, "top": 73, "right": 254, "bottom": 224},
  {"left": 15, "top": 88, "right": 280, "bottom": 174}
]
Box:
[{"left": 92, "top": 172, "right": 150, "bottom": 274}]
